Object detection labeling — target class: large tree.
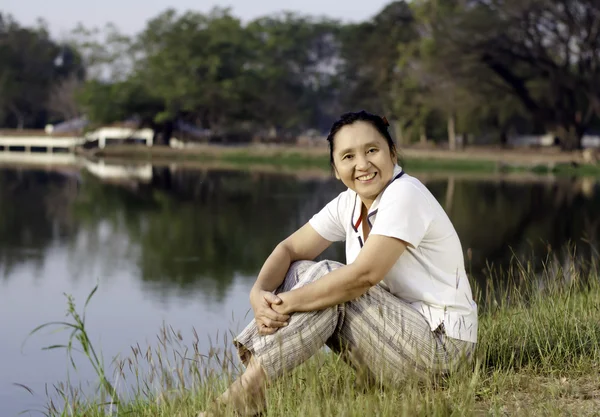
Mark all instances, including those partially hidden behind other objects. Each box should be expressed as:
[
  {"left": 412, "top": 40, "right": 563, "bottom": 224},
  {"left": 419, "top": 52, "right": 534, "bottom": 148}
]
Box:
[
  {"left": 339, "top": 1, "right": 419, "bottom": 116},
  {"left": 244, "top": 13, "right": 342, "bottom": 133},
  {"left": 427, "top": 0, "right": 600, "bottom": 150},
  {"left": 0, "top": 13, "right": 84, "bottom": 129}
]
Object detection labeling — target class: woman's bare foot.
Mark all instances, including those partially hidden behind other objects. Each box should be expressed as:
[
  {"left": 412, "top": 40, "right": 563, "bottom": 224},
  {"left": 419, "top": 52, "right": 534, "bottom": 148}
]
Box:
[{"left": 197, "top": 356, "right": 267, "bottom": 417}]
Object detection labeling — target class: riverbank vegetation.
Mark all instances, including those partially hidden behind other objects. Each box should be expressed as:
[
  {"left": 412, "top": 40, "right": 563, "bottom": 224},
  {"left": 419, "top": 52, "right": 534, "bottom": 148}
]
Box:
[
  {"left": 87, "top": 144, "right": 600, "bottom": 177},
  {"left": 2, "top": 1, "right": 600, "bottom": 151},
  {"left": 28, "top": 249, "right": 600, "bottom": 416}
]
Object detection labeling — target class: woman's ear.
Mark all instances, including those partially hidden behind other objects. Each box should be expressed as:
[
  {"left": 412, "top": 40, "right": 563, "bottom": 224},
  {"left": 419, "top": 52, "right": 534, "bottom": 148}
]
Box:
[{"left": 332, "top": 165, "right": 341, "bottom": 180}]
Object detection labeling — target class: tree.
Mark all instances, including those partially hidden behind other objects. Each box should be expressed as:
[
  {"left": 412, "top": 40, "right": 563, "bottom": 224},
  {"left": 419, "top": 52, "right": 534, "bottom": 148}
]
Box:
[
  {"left": 0, "top": 14, "right": 83, "bottom": 129},
  {"left": 134, "top": 8, "right": 252, "bottom": 137},
  {"left": 77, "top": 78, "right": 163, "bottom": 130},
  {"left": 244, "top": 13, "right": 342, "bottom": 133},
  {"left": 428, "top": 0, "right": 600, "bottom": 150},
  {"left": 47, "top": 73, "right": 84, "bottom": 121},
  {"left": 76, "top": 8, "right": 257, "bottom": 144},
  {"left": 390, "top": 40, "right": 432, "bottom": 145},
  {"left": 339, "top": 2, "right": 419, "bottom": 117}
]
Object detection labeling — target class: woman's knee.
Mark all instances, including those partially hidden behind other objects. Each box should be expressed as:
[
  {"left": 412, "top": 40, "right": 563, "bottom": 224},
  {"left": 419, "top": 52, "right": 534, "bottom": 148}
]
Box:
[{"left": 292, "top": 260, "right": 344, "bottom": 288}]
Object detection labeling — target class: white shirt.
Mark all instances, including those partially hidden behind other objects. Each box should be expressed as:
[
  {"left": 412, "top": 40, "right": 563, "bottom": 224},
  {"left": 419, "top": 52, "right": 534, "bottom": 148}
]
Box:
[{"left": 309, "top": 165, "right": 478, "bottom": 343}]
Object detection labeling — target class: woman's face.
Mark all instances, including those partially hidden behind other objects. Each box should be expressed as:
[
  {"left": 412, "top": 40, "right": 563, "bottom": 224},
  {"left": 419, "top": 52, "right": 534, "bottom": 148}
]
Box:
[{"left": 331, "top": 121, "right": 397, "bottom": 208}]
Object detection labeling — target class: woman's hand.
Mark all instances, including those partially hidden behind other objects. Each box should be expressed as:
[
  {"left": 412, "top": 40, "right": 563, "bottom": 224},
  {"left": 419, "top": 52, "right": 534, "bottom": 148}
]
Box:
[{"left": 250, "top": 289, "right": 290, "bottom": 335}]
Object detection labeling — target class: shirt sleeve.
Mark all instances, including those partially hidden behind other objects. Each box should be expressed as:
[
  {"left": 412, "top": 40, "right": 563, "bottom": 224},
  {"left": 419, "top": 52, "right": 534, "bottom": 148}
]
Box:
[
  {"left": 369, "top": 181, "right": 435, "bottom": 248},
  {"left": 308, "top": 191, "right": 347, "bottom": 242}
]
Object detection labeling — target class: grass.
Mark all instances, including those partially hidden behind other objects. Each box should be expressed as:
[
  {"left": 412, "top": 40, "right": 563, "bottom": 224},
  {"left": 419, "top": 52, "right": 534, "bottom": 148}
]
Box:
[
  {"left": 25, "top": 250, "right": 600, "bottom": 416},
  {"left": 89, "top": 144, "right": 600, "bottom": 177}
]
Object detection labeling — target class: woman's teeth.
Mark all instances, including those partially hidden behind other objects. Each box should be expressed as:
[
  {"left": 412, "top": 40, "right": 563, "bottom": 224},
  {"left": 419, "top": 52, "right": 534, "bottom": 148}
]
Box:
[{"left": 357, "top": 173, "right": 376, "bottom": 181}]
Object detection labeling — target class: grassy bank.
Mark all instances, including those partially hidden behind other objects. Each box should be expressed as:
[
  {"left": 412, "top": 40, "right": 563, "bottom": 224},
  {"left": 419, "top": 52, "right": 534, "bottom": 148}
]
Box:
[
  {"left": 32, "top": 255, "right": 600, "bottom": 416},
  {"left": 86, "top": 144, "right": 600, "bottom": 177}
]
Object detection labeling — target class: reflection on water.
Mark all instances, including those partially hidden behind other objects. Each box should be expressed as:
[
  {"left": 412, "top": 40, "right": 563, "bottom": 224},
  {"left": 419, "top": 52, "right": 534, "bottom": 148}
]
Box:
[
  {"left": 2, "top": 163, "right": 599, "bottom": 286},
  {"left": 0, "top": 162, "right": 599, "bottom": 416}
]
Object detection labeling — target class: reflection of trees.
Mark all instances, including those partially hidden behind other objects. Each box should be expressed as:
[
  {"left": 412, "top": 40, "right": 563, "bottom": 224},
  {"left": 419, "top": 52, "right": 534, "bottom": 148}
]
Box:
[
  {"left": 0, "top": 168, "right": 79, "bottom": 278},
  {"left": 73, "top": 169, "right": 344, "bottom": 300},
  {"left": 2, "top": 166, "right": 599, "bottom": 297},
  {"left": 426, "top": 177, "right": 600, "bottom": 283}
]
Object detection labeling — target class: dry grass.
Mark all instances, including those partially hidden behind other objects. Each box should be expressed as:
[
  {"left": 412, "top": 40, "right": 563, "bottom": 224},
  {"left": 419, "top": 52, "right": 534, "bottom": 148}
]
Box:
[{"left": 27, "top": 252, "right": 600, "bottom": 416}]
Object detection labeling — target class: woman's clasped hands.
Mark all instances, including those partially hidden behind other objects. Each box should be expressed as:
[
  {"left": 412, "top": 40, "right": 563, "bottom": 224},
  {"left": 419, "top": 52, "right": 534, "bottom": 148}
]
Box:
[{"left": 250, "top": 289, "right": 290, "bottom": 335}]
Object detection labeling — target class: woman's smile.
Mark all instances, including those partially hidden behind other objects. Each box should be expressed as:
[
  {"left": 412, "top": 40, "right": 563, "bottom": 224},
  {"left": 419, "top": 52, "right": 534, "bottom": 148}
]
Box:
[{"left": 356, "top": 172, "right": 377, "bottom": 182}]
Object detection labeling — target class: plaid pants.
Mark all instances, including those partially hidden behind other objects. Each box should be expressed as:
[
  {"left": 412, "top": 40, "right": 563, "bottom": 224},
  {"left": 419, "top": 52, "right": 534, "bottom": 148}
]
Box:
[{"left": 234, "top": 260, "right": 475, "bottom": 384}]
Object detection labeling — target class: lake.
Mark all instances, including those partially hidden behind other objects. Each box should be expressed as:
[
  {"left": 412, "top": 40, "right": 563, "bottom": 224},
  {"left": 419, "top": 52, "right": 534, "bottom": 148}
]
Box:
[{"left": 1, "top": 161, "right": 599, "bottom": 416}]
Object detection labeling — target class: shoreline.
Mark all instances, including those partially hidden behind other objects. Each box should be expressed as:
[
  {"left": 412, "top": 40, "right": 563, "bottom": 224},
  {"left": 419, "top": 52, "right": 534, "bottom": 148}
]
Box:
[
  {"left": 80, "top": 144, "right": 600, "bottom": 177},
  {"left": 1, "top": 145, "right": 599, "bottom": 185}
]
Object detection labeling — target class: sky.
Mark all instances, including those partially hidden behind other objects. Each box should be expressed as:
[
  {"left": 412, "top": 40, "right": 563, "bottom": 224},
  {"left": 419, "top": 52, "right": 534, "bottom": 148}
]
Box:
[{"left": 3, "top": 0, "right": 392, "bottom": 38}]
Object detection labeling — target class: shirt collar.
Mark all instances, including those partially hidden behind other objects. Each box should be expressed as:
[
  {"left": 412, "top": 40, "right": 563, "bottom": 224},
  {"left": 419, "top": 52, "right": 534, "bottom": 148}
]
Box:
[{"left": 350, "top": 165, "right": 404, "bottom": 232}]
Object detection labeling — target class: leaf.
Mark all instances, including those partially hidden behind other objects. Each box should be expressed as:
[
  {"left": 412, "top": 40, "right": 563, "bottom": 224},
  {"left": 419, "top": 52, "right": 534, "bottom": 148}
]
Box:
[
  {"left": 12, "top": 383, "right": 34, "bottom": 395},
  {"left": 41, "top": 344, "right": 69, "bottom": 350},
  {"left": 28, "top": 321, "right": 78, "bottom": 336},
  {"left": 84, "top": 284, "right": 99, "bottom": 309}
]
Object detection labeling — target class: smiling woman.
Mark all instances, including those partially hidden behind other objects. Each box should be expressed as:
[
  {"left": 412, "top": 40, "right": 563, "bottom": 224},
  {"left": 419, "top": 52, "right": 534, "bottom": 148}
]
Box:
[
  {"left": 197, "top": 111, "right": 478, "bottom": 417},
  {"left": 329, "top": 115, "right": 397, "bottom": 209}
]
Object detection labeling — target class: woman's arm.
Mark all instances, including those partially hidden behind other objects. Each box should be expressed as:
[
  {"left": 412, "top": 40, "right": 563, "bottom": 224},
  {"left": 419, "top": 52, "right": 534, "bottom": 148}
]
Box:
[
  {"left": 250, "top": 223, "right": 333, "bottom": 334},
  {"left": 272, "top": 235, "right": 407, "bottom": 314},
  {"left": 251, "top": 223, "right": 333, "bottom": 294}
]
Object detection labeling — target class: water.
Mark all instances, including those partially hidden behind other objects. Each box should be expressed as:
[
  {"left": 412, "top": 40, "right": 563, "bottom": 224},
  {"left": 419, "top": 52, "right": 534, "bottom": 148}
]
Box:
[{"left": 1, "top": 162, "right": 599, "bottom": 416}]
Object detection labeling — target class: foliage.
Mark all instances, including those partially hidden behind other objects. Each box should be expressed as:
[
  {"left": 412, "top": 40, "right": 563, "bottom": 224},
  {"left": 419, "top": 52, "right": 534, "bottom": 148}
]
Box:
[
  {"left": 421, "top": 0, "right": 600, "bottom": 149},
  {"left": 0, "top": 13, "right": 84, "bottom": 129},
  {"left": 25, "top": 285, "right": 121, "bottom": 412},
  {"left": 2, "top": 1, "right": 600, "bottom": 149}
]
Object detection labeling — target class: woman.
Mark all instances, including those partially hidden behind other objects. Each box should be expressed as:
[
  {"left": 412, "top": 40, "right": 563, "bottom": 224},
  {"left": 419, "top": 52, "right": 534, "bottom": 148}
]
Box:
[{"left": 199, "top": 111, "right": 478, "bottom": 416}]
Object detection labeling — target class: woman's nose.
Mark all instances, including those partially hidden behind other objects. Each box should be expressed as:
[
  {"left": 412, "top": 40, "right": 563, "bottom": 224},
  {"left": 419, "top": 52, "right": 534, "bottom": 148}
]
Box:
[{"left": 355, "top": 154, "right": 370, "bottom": 170}]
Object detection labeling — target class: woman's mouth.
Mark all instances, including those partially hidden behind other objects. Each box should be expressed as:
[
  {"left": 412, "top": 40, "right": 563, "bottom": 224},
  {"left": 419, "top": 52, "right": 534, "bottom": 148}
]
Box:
[{"left": 357, "top": 172, "right": 377, "bottom": 182}]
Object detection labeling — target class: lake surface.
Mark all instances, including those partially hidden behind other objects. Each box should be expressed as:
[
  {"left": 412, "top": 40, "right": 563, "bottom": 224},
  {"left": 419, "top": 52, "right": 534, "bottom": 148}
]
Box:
[{"left": 1, "top": 161, "right": 599, "bottom": 416}]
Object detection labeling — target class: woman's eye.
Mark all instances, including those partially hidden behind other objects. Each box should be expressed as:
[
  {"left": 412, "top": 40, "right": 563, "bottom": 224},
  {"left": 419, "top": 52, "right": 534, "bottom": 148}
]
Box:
[
  {"left": 368, "top": 148, "right": 378, "bottom": 153},
  {"left": 343, "top": 154, "right": 354, "bottom": 160}
]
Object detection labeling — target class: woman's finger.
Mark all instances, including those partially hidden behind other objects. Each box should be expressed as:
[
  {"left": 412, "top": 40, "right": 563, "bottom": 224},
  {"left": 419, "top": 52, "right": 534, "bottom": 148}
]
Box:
[
  {"left": 263, "top": 292, "right": 282, "bottom": 305},
  {"left": 262, "top": 318, "right": 288, "bottom": 328},
  {"left": 258, "top": 324, "right": 277, "bottom": 336},
  {"left": 263, "top": 309, "right": 290, "bottom": 323}
]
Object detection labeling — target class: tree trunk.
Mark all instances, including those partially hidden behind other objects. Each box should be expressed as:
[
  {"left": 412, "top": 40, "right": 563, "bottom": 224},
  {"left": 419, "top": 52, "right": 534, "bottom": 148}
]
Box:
[
  {"left": 9, "top": 104, "right": 25, "bottom": 130},
  {"left": 395, "top": 122, "right": 404, "bottom": 146},
  {"left": 556, "top": 124, "right": 582, "bottom": 151},
  {"left": 500, "top": 127, "right": 508, "bottom": 148},
  {"left": 155, "top": 120, "right": 174, "bottom": 146},
  {"left": 419, "top": 126, "right": 428, "bottom": 145},
  {"left": 448, "top": 114, "right": 456, "bottom": 151}
]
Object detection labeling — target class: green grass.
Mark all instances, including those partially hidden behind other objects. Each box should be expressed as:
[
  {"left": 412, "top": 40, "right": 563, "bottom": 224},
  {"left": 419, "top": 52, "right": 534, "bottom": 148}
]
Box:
[
  {"left": 93, "top": 146, "right": 600, "bottom": 177},
  {"left": 216, "top": 153, "right": 600, "bottom": 177},
  {"left": 27, "top": 252, "right": 600, "bottom": 416}
]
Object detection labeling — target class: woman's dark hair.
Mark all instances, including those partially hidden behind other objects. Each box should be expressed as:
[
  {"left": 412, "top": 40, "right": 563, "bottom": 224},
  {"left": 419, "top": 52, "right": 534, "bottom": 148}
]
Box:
[{"left": 326, "top": 110, "right": 397, "bottom": 166}]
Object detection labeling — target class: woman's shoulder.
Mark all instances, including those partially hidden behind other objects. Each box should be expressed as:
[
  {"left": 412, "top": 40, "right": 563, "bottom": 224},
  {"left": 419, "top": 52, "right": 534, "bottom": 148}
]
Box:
[
  {"left": 383, "top": 173, "right": 431, "bottom": 201},
  {"left": 322, "top": 188, "right": 356, "bottom": 217}
]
